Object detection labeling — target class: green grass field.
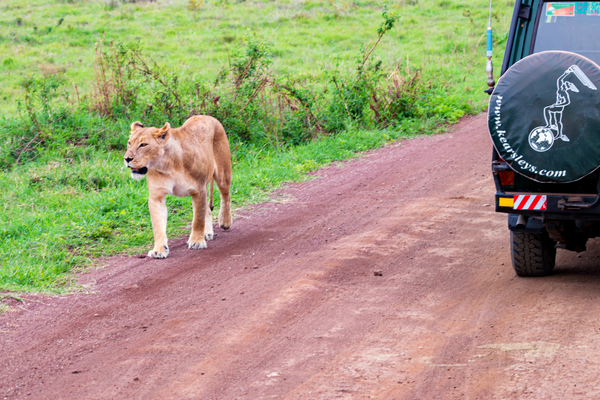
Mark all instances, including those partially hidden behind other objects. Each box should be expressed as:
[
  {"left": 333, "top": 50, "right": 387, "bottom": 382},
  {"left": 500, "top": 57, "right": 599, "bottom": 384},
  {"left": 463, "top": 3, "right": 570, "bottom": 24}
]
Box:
[
  {"left": 1, "top": 0, "right": 513, "bottom": 112},
  {"left": 0, "top": 0, "right": 513, "bottom": 293}
]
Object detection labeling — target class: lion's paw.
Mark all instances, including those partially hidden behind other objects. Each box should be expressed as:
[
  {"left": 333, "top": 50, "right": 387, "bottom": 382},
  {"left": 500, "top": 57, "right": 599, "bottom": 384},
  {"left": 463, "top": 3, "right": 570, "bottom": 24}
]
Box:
[
  {"left": 219, "top": 212, "right": 232, "bottom": 230},
  {"left": 205, "top": 232, "right": 214, "bottom": 241},
  {"left": 148, "top": 245, "right": 169, "bottom": 259},
  {"left": 188, "top": 240, "right": 207, "bottom": 250},
  {"left": 219, "top": 219, "right": 231, "bottom": 230}
]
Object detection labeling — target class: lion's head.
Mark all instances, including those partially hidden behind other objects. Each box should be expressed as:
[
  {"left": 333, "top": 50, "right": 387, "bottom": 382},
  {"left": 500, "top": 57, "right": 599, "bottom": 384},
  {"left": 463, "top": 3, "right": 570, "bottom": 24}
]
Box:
[{"left": 124, "top": 121, "right": 171, "bottom": 180}]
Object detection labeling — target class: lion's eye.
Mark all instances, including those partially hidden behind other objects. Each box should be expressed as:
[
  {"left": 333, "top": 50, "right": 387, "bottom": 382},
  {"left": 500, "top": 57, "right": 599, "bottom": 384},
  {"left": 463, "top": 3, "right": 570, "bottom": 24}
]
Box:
[{"left": 139, "top": 143, "right": 148, "bottom": 148}]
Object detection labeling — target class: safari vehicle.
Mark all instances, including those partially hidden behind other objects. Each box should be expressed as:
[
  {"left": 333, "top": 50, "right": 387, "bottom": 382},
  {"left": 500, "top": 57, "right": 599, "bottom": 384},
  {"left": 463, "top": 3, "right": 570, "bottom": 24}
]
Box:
[{"left": 488, "top": 0, "right": 600, "bottom": 276}]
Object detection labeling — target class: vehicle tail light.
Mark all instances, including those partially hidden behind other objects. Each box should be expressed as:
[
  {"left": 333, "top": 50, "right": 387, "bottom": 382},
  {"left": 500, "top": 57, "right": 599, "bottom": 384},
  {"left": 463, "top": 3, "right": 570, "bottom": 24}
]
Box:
[{"left": 499, "top": 170, "right": 515, "bottom": 186}]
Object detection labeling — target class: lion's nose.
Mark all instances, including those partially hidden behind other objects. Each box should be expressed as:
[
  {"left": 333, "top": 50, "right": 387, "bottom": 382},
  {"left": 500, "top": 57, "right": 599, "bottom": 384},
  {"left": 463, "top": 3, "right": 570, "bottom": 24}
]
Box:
[{"left": 125, "top": 157, "right": 133, "bottom": 163}]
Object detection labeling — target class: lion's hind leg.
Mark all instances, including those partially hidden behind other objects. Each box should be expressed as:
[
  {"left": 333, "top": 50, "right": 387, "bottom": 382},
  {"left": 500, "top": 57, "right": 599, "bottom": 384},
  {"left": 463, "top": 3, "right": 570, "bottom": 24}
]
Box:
[
  {"left": 215, "top": 169, "right": 232, "bottom": 230},
  {"left": 188, "top": 191, "right": 208, "bottom": 250},
  {"left": 213, "top": 124, "right": 232, "bottom": 230}
]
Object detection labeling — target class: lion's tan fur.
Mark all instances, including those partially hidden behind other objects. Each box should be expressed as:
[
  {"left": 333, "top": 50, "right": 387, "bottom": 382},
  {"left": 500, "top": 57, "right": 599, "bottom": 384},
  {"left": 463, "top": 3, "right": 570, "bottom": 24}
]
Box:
[{"left": 124, "top": 115, "right": 232, "bottom": 258}]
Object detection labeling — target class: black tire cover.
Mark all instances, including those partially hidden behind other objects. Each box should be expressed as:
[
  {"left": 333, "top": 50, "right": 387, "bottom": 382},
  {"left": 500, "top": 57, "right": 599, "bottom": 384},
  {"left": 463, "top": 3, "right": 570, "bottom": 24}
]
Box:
[{"left": 488, "top": 51, "right": 600, "bottom": 183}]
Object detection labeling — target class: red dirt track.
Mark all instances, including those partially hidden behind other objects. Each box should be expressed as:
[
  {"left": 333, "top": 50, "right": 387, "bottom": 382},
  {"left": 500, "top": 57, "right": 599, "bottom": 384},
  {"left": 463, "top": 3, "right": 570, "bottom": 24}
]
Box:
[{"left": 4, "top": 114, "right": 600, "bottom": 399}]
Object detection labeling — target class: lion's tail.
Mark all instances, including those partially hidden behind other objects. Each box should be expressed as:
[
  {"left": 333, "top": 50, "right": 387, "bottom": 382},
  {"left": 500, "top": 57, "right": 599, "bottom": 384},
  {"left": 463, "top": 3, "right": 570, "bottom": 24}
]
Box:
[{"left": 208, "top": 176, "right": 215, "bottom": 211}]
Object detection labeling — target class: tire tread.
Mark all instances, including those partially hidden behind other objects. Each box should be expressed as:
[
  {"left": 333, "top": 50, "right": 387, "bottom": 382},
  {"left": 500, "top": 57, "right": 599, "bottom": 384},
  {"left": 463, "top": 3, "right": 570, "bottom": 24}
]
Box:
[{"left": 510, "top": 231, "right": 556, "bottom": 277}]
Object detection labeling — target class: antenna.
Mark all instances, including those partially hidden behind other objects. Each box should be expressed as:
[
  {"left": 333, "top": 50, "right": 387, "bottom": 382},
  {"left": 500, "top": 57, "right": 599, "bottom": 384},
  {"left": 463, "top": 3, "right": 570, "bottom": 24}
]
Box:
[{"left": 485, "top": 0, "right": 495, "bottom": 94}]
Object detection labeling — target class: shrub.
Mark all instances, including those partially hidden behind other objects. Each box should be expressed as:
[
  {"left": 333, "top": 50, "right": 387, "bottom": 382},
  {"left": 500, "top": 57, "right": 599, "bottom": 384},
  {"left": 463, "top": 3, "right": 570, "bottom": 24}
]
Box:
[{"left": 0, "top": 6, "right": 471, "bottom": 168}]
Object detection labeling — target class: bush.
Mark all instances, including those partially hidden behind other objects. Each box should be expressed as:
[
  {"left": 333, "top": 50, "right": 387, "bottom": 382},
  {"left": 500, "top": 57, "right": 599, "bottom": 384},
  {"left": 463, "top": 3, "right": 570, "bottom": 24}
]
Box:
[{"left": 0, "top": 6, "right": 472, "bottom": 168}]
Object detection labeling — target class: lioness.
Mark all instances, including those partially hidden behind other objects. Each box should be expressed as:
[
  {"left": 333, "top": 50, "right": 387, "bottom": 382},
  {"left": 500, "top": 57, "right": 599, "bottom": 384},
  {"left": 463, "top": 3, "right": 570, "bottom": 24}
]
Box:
[{"left": 124, "top": 116, "right": 232, "bottom": 259}]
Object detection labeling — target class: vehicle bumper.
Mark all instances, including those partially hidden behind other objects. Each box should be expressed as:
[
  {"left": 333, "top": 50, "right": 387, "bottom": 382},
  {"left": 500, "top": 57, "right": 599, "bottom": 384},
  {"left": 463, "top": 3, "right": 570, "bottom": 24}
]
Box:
[{"left": 495, "top": 193, "right": 600, "bottom": 221}]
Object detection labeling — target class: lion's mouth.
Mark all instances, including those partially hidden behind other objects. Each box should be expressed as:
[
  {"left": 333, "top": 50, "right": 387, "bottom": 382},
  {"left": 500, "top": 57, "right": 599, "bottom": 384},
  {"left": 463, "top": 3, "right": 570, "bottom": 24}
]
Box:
[{"left": 130, "top": 167, "right": 148, "bottom": 175}]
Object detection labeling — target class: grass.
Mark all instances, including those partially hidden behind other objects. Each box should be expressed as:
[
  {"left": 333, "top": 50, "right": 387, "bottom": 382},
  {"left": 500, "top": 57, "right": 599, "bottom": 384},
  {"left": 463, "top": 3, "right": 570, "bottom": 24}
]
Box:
[
  {"left": 0, "top": 0, "right": 513, "bottom": 293},
  {"left": 0, "top": 0, "right": 513, "bottom": 113}
]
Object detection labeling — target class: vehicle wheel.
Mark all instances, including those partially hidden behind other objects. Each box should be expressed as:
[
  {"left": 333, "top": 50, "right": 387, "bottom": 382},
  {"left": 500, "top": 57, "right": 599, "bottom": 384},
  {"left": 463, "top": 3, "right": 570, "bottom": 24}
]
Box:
[{"left": 510, "top": 230, "right": 556, "bottom": 277}]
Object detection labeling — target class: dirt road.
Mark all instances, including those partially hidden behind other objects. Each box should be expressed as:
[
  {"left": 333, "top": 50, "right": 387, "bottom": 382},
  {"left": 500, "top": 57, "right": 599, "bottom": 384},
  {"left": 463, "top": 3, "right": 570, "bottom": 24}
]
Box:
[{"left": 3, "top": 114, "right": 600, "bottom": 399}]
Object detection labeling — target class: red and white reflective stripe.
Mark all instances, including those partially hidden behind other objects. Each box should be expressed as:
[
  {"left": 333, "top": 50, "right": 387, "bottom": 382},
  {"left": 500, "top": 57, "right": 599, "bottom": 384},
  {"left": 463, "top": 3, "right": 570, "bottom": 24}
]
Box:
[{"left": 513, "top": 195, "right": 547, "bottom": 210}]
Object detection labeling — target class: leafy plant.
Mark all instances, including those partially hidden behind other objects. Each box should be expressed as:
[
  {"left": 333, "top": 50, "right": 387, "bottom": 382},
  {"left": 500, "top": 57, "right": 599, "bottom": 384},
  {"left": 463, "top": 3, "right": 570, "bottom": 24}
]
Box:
[{"left": 326, "top": 5, "right": 398, "bottom": 131}]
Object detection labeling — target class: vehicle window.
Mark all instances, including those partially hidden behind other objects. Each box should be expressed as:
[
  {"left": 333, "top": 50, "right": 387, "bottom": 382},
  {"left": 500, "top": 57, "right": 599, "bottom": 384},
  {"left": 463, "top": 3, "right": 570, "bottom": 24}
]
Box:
[{"left": 533, "top": 2, "right": 600, "bottom": 65}]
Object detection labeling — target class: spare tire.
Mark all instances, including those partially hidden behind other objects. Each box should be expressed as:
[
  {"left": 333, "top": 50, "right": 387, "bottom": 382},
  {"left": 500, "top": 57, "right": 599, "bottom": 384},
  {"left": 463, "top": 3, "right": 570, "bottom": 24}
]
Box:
[{"left": 488, "top": 51, "right": 600, "bottom": 183}]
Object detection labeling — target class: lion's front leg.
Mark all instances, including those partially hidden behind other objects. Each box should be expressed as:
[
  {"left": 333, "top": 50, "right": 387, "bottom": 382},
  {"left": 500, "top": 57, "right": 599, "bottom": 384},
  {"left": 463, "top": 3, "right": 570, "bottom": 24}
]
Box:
[
  {"left": 148, "top": 193, "right": 169, "bottom": 259},
  {"left": 189, "top": 190, "right": 208, "bottom": 249}
]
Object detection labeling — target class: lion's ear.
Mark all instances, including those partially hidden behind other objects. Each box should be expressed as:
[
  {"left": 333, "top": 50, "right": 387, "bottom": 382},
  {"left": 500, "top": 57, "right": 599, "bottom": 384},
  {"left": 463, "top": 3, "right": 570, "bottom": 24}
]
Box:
[
  {"left": 154, "top": 122, "right": 171, "bottom": 143},
  {"left": 130, "top": 121, "right": 144, "bottom": 131}
]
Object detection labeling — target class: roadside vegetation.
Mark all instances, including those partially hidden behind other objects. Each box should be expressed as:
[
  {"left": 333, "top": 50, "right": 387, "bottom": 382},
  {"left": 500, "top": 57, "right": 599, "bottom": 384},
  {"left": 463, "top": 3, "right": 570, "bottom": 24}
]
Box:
[{"left": 0, "top": 0, "right": 512, "bottom": 293}]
